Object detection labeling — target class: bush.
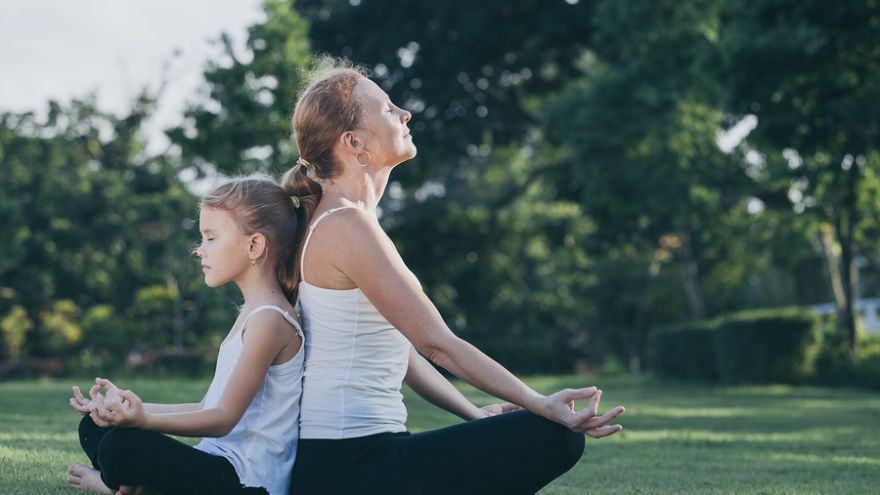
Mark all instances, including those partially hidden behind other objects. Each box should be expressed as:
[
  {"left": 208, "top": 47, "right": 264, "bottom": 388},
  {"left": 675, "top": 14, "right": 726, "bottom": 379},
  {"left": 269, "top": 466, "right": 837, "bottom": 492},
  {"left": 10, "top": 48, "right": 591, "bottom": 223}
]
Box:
[
  {"left": 813, "top": 335, "right": 880, "bottom": 390},
  {"left": 714, "top": 307, "right": 818, "bottom": 384},
  {"left": 648, "top": 320, "right": 719, "bottom": 381}
]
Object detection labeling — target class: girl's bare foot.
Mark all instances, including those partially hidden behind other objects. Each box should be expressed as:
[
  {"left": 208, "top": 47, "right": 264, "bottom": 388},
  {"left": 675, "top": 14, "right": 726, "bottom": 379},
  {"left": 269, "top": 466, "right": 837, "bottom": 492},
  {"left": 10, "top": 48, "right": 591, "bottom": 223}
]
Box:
[
  {"left": 67, "top": 464, "right": 113, "bottom": 494},
  {"left": 116, "top": 484, "right": 159, "bottom": 495}
]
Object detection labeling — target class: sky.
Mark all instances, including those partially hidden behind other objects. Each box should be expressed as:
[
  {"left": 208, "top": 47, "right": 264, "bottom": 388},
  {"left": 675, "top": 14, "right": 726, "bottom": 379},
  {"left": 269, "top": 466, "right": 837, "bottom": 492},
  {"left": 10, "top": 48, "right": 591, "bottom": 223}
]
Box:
[
  {"left": 0, "top": 1, "right": 753, "bottom": 162},
  {"left": 0, "top": 0, "right": 266, "bottom": 152}
]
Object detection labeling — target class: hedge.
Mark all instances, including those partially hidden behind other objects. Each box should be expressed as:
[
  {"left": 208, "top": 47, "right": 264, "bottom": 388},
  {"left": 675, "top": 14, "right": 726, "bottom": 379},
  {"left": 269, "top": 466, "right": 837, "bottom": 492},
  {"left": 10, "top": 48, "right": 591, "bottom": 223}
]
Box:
[
  {"left": 649, "top": 307, "right": 819, "bottom": 385},
  {"left": 648, "top": 321, "right": 719, "bottom": 381},
  {"left": 713, "top": 307, "right": 818, "bottom": 384}
]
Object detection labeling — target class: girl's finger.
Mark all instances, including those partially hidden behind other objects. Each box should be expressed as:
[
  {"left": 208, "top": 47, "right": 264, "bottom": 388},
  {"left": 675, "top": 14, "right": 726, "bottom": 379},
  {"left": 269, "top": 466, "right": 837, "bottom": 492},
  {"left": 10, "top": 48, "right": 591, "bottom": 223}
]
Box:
[
  {"left": 73, "top": 386, "right": 87, "bottom": 403},
  {"left": 89, "top": 383, "right": 103, "bottom": 400}
]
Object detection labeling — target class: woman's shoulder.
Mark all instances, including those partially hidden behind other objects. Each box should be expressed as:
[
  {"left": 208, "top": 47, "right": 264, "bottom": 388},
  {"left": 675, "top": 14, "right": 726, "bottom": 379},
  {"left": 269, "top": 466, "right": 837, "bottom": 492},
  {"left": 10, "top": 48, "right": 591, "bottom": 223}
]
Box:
[{"left": 314, "top": 206, "right": 386, "bottom": 244}]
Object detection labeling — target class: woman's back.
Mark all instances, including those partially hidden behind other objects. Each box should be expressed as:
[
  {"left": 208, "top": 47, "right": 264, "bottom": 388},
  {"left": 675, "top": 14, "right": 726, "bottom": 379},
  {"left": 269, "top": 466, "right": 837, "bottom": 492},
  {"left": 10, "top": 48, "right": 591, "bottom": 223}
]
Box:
[{"left": 298, "top": 207, "right": 411, "bottom": 439}]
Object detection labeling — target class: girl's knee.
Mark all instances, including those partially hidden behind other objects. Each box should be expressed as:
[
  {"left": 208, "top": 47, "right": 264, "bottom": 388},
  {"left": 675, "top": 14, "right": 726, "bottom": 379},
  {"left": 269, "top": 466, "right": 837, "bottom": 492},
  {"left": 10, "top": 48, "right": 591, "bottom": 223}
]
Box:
[
  {"left": 78, "top": 414, "right": 101, "bottom": 437},
  {"left": 96, "top": 428, "right": 143, "bottom": 477}
]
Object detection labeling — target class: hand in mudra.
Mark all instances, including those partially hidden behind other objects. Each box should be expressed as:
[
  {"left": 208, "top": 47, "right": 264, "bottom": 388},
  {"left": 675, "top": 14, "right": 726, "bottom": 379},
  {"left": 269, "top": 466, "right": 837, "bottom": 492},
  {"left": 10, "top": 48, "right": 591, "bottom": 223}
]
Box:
[
  {"left": 86, "top": 378, "right": 145, "bottom": 429},
  {"left": 480, "top": 402, "right": 523, "bottom": 417},
  {"left": 539, "top": 387, "right": 624, "bottom": 438}
]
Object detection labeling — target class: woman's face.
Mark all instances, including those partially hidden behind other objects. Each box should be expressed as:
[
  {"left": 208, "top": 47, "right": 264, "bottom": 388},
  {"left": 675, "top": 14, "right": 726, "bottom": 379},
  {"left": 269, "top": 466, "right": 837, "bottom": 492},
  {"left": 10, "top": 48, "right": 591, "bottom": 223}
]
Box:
[
  {"left": 195, "top": 207, "right": 251, "bottom": 288},
  {"left": 352, "top": 77, "right": 416, "bottom": 166}
]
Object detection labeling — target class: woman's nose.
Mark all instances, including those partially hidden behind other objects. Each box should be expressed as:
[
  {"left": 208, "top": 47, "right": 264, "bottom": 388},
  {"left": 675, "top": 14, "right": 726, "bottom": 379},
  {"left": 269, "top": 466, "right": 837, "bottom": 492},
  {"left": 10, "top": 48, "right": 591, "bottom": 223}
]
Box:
[{"left": 401, "top": 109, "right": 411, "bottom": 124}]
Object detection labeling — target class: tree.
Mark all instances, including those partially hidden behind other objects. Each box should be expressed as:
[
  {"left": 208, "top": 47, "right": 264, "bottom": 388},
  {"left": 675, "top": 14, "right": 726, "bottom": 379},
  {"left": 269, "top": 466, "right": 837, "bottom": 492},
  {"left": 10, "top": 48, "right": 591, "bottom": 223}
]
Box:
[
  {"left": 167, "top": 0, "right": 311, "bottom": 176},
  {"left": 721, "top": 0, "right": 880, "bottom": 351},
  {"left": 0, "top": 96, "right": 234, "bottom": 369}
]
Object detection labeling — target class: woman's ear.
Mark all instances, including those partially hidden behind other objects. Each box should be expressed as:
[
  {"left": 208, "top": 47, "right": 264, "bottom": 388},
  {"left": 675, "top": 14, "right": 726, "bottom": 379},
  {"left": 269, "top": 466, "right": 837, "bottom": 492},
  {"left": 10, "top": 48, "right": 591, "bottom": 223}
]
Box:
[
  {"left": 341, "top": 130, "right": 366, "bottom": 153},
  {"left": 248, "top": 233, "right": 268, "bottom": 264}
]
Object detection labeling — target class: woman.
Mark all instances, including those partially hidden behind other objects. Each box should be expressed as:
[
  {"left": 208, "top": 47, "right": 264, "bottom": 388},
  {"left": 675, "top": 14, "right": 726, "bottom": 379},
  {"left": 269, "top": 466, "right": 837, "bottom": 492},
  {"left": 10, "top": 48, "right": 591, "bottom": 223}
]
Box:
[{"left": 282, "top": 59, "right": 624, "bottom": 495}]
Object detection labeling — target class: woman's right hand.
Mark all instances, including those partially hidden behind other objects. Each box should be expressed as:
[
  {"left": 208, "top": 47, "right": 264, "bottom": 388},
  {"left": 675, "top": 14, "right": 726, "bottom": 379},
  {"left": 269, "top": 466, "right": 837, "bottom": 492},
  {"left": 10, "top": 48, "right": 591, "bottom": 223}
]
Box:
[{"left": 536, "top": 387, "right": 625, "bottom": 438}]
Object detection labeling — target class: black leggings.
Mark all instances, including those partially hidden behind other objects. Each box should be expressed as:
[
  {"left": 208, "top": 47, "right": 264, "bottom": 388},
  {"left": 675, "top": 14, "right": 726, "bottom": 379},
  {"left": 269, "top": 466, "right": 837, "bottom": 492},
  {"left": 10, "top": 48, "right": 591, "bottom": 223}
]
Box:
[
  {"left": 77, "top": 415, "right": 267, "bottom": 495},
  {"left": 290, "top": 410, "right": 585, "bottom": 495}
]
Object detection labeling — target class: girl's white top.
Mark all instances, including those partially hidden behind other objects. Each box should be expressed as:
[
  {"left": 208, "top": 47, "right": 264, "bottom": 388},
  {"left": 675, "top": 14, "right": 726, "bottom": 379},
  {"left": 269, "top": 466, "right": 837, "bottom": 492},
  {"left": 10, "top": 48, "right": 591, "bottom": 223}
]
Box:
[
  {"left": 298, "top": 206, "right": 412, "bottom": 439},
  {"left": 195, "top": 305, "right": 304, "bottom": 495}
]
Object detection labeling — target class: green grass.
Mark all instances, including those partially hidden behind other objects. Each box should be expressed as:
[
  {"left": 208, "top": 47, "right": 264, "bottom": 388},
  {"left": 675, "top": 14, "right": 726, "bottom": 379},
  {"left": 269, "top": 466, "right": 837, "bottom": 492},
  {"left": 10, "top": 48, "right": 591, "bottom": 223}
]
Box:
[{"left": 1, "top": 375, "right": 878, "bottom": 494}]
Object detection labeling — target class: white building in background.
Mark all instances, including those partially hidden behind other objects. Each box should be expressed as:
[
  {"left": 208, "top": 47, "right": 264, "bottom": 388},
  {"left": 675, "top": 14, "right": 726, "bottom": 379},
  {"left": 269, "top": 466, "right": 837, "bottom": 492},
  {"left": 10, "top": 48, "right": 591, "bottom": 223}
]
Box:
[{"left": 812, "top": 298, "right": 880, "bottom": 334}]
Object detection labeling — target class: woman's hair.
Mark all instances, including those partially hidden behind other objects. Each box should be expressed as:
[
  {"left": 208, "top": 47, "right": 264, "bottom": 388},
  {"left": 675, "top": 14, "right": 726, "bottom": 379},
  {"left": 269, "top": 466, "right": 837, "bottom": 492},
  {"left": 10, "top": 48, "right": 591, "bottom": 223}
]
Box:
[
  {"left": 201, "top": 176, "right": 304, "bottom": 304},
  {"left": 280, "top": 56, "right": 368, "bottom": 283}
]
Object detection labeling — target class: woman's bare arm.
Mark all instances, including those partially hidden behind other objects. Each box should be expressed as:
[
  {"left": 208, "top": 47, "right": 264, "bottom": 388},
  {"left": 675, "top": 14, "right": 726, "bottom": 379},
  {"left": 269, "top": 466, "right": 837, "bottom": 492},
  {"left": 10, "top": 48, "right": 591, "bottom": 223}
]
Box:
[
  {"left": 404, "top": 346, "right": 483, "bottom": 421},
  {"left": 326, "top": 210, "right": 623, "bottom": 434}
]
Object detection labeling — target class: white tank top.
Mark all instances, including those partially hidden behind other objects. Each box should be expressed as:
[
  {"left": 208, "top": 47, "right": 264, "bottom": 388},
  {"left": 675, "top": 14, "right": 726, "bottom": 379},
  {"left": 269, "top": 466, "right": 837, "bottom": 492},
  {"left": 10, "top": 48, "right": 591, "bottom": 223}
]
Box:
[
  {"left": 298, "top": 206, "right": 412, "bottom": 439},
  {"left": 195, "top": 305, "right": 304, "bottom": 495}
]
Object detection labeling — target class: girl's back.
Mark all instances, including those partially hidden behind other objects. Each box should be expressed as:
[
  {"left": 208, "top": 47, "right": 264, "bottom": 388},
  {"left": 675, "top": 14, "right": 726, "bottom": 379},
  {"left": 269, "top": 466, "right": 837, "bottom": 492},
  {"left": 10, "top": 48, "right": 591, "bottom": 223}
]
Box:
[{"left": 196, "top": 304, "right": 304, "bottom": 495}]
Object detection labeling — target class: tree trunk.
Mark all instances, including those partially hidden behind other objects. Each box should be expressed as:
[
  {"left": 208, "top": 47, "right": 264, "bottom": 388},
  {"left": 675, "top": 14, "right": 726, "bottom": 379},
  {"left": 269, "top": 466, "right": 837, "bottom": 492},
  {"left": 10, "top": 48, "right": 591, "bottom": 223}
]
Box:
[
  {"left": 818, "top": 224, "right": 846, "bottom": 309},
  {"left": 833, "top": 163, "right": 860, "bottom": 352},
  {"left": 678, "top": 231, "right": 706, "bottom": 321}
]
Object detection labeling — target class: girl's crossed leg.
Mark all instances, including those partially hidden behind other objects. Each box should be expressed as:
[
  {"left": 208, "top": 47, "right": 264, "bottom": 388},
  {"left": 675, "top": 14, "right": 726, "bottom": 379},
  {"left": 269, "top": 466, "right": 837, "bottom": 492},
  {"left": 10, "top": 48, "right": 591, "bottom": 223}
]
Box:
[{"left": 74, "top": 415, "right": 266, "bottom": 495}]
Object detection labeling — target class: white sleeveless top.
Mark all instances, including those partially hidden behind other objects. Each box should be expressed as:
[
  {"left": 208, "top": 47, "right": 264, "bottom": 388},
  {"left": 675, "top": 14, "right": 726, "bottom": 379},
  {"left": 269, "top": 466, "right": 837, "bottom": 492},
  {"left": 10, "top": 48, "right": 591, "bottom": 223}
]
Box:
[
  {"left": 298, "top": 207, "right": 412, "bottom": 439},
  {"left": 195, "top": 305, "right": 304, "bottom": 495}
]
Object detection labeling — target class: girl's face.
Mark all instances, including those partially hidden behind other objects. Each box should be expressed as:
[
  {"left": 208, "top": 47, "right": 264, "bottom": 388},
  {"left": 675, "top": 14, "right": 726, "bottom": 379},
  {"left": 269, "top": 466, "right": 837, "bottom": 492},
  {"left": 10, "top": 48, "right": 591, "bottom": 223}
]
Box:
[
  {"left": 195, "top": 207, "right": 251, "bottom": 288},
  {"left": 352, "top": 77, "right": 416, "bottom": 166}
]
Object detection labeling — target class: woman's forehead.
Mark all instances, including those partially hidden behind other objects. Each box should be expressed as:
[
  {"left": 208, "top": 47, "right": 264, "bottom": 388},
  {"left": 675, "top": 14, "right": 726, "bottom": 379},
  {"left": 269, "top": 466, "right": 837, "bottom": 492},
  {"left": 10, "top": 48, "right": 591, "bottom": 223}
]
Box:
[{"left": 354, "top": 78, "right": 387, "bottom": 105}]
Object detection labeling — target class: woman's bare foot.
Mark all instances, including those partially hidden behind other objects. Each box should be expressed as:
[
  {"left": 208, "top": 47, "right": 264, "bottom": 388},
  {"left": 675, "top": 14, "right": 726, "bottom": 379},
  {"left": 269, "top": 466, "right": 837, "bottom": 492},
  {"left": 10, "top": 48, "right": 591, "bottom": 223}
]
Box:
[{"left": 67, "top": 464, "right": 113, "bottom": 494}]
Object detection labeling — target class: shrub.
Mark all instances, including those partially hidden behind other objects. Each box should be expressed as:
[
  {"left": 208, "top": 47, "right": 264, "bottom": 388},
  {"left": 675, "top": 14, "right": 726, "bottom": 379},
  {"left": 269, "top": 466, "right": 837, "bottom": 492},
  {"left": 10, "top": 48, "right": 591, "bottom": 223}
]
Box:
[
  {"left": 648, "top": 320, "right": 719, "bottom": 381},
  {"left": 813, "top": 335, "right": 880, "bottom": 390},
  {"left": 714, "top": 307, "right": 818, "bottom": 384}
]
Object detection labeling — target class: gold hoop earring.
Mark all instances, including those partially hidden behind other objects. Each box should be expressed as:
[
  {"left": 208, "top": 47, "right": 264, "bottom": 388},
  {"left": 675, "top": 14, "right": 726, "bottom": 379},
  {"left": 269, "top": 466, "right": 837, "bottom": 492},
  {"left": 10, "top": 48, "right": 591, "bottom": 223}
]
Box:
[{"left": 356, "top": 151, "right": 372, "bottom": 167}]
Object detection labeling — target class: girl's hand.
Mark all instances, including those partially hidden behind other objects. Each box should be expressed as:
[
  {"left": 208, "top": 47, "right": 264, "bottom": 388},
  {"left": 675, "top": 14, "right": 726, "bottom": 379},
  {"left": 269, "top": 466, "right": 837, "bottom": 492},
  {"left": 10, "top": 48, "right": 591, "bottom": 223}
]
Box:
[
  {"left": 536, "top": 387, "right": 625, "bottom": 438},
  {"left": 480, "top": 402, "right": 523, "bottom": 417},
  {"left": 90, "top": 389, "right": 147, "bottom": 429},
  {"left": 69, "top": 386, "right": 94, "bottom": 415}
]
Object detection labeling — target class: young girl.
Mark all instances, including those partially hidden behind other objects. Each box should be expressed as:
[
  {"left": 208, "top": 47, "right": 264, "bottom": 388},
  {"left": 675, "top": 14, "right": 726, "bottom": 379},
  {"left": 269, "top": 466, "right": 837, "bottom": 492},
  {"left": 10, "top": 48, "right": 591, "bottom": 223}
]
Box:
[{"left": 66, "top": 177, "right": 305, "bottom": 495}]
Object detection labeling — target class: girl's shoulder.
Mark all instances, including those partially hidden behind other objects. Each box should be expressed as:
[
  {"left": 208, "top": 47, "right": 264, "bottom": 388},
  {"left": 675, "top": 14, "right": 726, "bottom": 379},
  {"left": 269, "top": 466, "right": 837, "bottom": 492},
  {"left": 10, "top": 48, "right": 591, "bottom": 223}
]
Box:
[{"left": 241, "top": 304, "right": 302, "bottom": 336}]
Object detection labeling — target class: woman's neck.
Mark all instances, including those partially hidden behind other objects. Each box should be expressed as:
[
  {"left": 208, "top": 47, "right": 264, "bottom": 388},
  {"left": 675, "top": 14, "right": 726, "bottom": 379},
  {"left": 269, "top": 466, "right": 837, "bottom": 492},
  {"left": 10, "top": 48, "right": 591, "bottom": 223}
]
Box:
[{"left": 322, "top": 166, "right": 392, "bottom": 214}]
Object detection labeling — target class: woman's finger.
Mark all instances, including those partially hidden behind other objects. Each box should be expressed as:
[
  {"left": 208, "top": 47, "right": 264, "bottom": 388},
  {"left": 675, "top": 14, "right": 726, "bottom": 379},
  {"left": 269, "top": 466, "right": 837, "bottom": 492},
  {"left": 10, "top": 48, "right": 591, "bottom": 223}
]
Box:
[
  {"left": 585, "top": 424, "right": 623, "bottom": 439},
  {"left": 556, "top": 387, "right": 598, "bottom": 404},
  {"left": 575, "top": 406, "right": 626, "bottom": 432},
  {"left": 584, "top": 389, "right": 602, "bottom": 418}
]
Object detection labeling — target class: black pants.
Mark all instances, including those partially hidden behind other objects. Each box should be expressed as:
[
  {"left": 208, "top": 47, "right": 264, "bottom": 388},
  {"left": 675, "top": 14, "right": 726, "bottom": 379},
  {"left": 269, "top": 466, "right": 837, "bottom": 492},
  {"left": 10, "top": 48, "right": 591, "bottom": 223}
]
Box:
[
  {"left": 290, "top": 410, "right": 585, "bottom": 495},
  {"left": 77, "top": 415, "right": 267, "bottom": 495}
]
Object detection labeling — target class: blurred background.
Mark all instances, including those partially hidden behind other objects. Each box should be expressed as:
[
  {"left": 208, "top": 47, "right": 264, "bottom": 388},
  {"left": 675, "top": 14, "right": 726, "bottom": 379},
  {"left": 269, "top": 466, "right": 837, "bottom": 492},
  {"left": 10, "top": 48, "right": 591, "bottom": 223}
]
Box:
[{"left": 1, "top": 0, "right": 878, "bottom": 388}]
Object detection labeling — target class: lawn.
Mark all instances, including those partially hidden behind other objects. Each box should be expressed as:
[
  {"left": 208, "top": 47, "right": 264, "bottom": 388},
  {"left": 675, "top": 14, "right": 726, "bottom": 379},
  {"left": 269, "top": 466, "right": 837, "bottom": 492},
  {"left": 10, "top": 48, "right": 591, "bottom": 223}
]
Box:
[{"left": 1, "top": 375, "right": 878, "bottom": 494}]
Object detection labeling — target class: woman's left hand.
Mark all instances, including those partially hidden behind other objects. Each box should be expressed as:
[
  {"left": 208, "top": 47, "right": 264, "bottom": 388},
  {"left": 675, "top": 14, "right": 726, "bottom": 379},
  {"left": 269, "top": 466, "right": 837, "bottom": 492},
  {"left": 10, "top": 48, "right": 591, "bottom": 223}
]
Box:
[
  {"left": 90, "top": 388, "right": 147, "bottom": 429},
  {"left": 479, "top": 402, "right": 523, "bottom": 417}
]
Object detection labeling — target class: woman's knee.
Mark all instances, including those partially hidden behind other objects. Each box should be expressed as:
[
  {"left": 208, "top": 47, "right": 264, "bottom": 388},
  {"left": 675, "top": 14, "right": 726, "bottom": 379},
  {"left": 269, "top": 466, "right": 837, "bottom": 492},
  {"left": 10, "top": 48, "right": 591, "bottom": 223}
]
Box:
[
  {"left": 556, "top": 427, "right": 586, "bottom": 469},
  {"left": 525, "top": 413, "right": 585, "bottom": 469}
]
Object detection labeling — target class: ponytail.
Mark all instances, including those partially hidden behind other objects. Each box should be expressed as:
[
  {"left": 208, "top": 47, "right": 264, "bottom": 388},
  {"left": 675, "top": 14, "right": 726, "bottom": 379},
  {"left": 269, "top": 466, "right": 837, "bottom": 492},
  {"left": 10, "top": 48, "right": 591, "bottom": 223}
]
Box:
[
  {"left": 280, "top": 56, "right": 368, "bottom": 294},
  {"left": 280, "top": 160, "right": 323, "bottom": 294}
]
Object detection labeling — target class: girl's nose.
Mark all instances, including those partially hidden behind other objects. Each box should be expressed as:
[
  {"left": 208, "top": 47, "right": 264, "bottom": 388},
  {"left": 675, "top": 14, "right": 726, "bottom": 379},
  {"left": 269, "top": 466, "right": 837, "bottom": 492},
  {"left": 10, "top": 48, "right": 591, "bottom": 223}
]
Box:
[{"left": 401, "top": 109, "right": 411, "bottom": 124}]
